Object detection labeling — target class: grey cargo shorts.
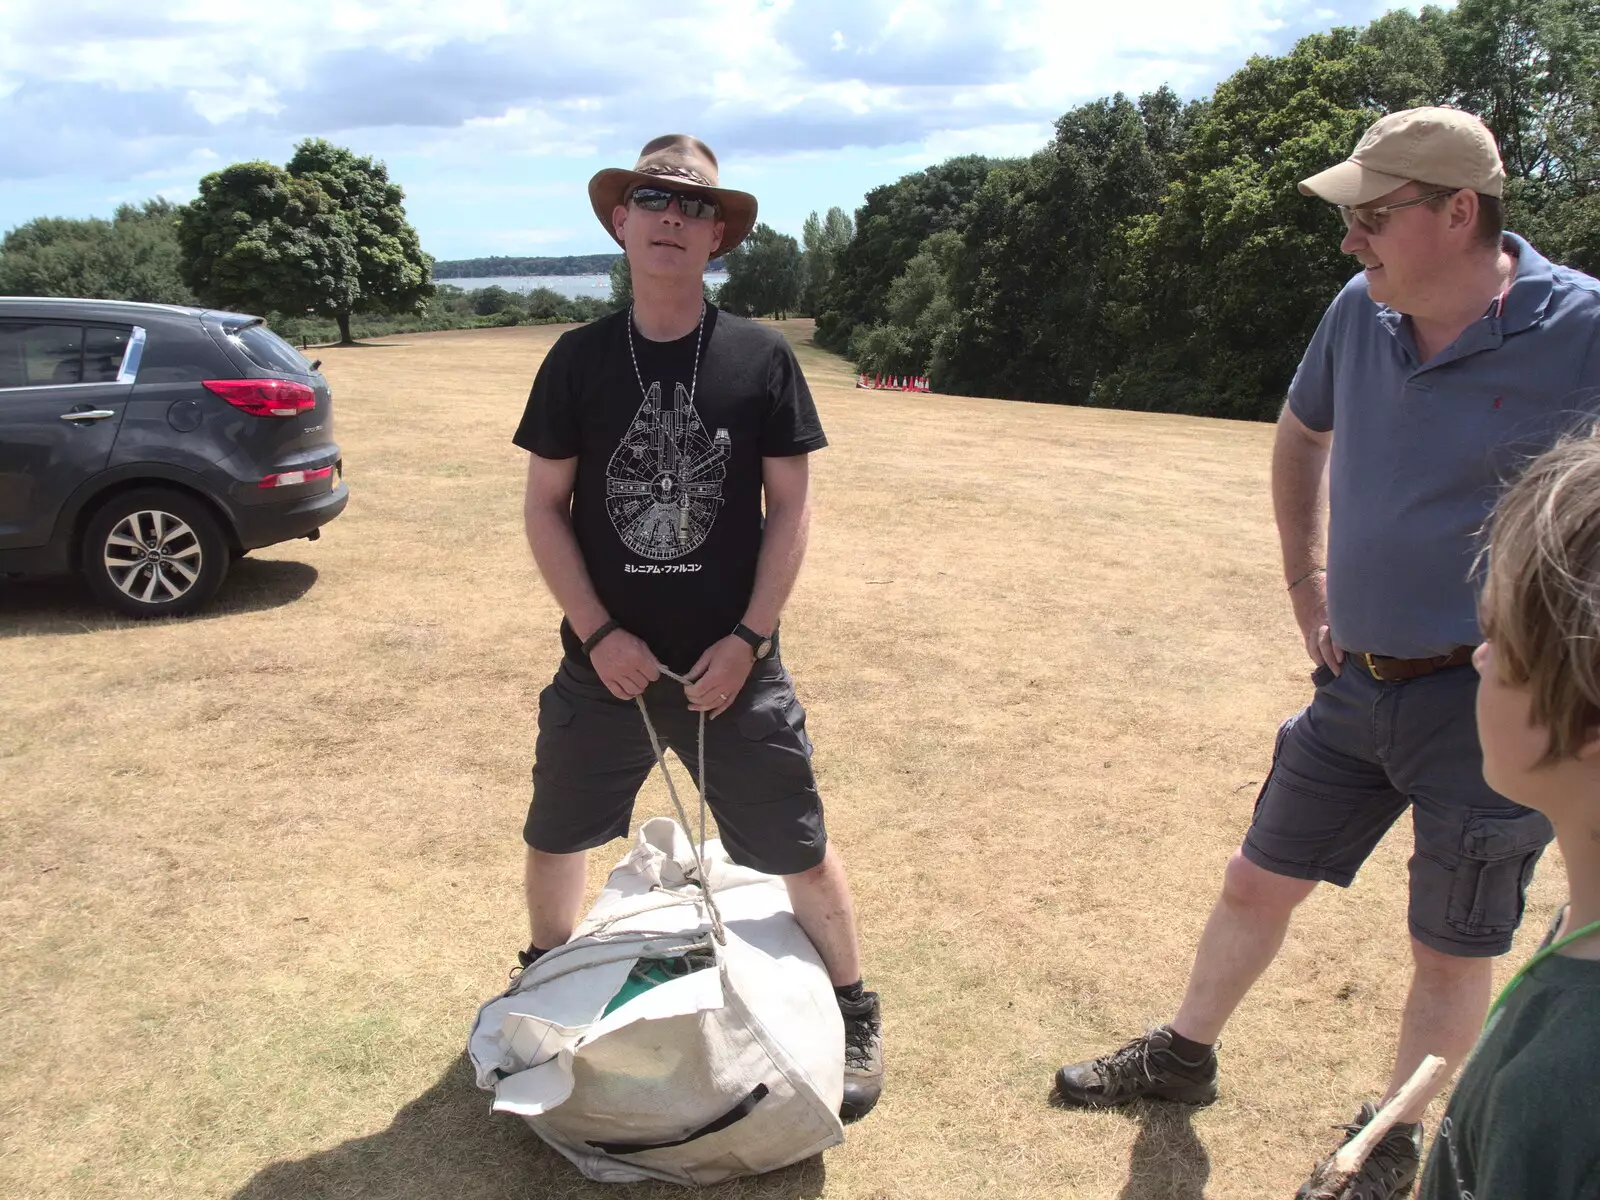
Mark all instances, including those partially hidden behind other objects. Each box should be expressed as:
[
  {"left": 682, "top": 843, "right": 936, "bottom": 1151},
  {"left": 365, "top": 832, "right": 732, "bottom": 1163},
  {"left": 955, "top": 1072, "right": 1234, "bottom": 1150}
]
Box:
[
  {"left": 524, "top": 654, "right": 827, "bottom": 876},
  {"left": 1242, "top": 659, "right": 1553, "bottom": 957}
]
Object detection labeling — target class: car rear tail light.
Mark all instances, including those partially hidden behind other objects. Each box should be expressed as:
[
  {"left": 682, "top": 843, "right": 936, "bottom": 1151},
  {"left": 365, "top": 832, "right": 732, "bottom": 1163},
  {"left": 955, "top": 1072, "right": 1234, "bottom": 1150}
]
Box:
[
  {"left": 259, "top": 466, "right": 334, "bottom": 489},
  {"left": 203, "top": 378, "right": 316, "bottom": 417}
]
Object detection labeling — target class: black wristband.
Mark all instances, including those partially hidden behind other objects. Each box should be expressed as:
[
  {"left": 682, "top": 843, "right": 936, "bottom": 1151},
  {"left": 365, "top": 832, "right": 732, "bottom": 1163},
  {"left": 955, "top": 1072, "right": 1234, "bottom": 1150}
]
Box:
[{"left": 582, "top": 619, "right": 621, "bottom": 654}]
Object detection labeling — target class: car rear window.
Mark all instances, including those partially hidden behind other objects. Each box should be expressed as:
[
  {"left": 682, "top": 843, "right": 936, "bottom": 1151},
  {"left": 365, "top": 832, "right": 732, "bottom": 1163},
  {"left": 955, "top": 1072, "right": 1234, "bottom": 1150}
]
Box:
[
  {"left": 227, "top": 322, "right": 314, "bottom": 375},
  {"left": 0, "top": 322, "right": 131, "bottom": 388}
]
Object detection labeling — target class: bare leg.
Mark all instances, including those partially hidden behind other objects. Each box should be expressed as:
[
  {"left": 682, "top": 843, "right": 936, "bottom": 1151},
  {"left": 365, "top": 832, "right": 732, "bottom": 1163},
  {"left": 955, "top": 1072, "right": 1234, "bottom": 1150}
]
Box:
[
  {"left": 524, "top": 846, "right": 588, "bottom": 949},
  {"left": 1169, "top": 851, "right": 1319, "bottom": 1044},
  {"left": 1383, "top": 938, "right": 1492, "bottom": 1121},
  {"left": 783, "top": 845, "right": 863, "bottom": 986}
]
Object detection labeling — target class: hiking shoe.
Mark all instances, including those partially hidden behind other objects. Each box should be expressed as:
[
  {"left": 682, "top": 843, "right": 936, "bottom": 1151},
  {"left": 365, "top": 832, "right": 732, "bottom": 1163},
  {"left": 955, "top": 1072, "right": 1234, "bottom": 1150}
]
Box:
[
  {"left": 1295, "top": 1102, "right": 1422, "bottom": 1200},
  {"left": 839, "top": 990, "right": 884, "bottom": 1121},
  {"left": 1053, "top": 1026, "right": 1219, "bottom": 1108},
  {"left": 508, "top": 944, "right": 546, "bottom": 983}
]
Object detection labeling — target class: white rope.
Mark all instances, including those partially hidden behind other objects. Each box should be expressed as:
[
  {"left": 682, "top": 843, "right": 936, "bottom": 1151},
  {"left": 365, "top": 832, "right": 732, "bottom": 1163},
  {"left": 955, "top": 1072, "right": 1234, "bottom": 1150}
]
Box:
[{"left": 635, "top": 665, "right": 726, "bottom": 946}]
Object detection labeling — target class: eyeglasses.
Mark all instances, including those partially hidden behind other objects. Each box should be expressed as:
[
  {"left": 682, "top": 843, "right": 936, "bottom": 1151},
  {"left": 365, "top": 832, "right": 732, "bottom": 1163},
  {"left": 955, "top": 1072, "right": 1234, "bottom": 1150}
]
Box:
[
  {"left": 628, "top": 186, "right": 721, "bottom": 221},
  {"left": 1336, "top": 189, "right": 1457, "bottom": 234}
]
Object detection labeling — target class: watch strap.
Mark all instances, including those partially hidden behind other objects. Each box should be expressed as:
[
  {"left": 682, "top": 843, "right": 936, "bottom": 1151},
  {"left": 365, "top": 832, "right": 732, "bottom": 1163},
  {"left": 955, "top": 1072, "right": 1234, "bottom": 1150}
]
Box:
[
  {"left": 732, "top": 623, "right": 773, "bottom": 658},
  {"left": 582, "top": 618, "right": 621, "bottom": 655}
]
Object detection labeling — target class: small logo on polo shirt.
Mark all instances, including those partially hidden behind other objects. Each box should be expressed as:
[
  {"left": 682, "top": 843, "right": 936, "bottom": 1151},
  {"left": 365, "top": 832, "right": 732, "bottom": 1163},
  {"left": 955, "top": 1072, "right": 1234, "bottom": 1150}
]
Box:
[{"left": 1493, "top": 396, "right": 1503, "bottom": 409}]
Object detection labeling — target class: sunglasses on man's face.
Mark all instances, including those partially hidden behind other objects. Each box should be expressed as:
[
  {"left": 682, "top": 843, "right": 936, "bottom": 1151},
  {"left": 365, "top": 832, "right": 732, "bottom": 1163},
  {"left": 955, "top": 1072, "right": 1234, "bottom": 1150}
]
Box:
[
  {"left": 1336, "top": 189, "right": 1457, "bottom": 235},
  {"left": 629, "top": 186, "right": 721, "bottom": 221}
]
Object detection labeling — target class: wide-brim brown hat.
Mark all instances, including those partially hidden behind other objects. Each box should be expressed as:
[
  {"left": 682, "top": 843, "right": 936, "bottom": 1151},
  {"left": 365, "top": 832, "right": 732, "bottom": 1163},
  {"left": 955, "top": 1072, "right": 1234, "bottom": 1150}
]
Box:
[{"left": 589, "top": 134, "right": 758, "bottom": 257}]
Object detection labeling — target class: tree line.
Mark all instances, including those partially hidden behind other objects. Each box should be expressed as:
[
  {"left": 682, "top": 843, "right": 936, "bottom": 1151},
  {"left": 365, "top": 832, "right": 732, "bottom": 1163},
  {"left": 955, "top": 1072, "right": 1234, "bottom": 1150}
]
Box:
[
  {"left": 433, "top": 253, "right": 621, "bottom": 278},
  {"left": 2, "top": 0, "right": 1591, "bottom": 394},
  {"left": 805, "top": 0, "right": 1600, "bottom": 420}
]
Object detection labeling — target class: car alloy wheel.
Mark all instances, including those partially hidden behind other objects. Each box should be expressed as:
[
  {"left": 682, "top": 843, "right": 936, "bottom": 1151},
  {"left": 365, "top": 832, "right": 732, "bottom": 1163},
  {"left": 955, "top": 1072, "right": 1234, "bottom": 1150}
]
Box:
[
  {"left": 82, "top": 487, "right": 230, "bottom": 618},
  {"left": 104, "top": 509, "right": 204, "bottom": 604}
]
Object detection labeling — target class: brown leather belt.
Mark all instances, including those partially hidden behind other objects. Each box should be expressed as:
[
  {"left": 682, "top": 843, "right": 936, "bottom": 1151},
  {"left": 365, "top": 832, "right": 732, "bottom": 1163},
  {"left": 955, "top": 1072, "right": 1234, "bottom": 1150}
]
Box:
[{"left": 1348, "top": 645, "right": 1476, "bottom": 683}]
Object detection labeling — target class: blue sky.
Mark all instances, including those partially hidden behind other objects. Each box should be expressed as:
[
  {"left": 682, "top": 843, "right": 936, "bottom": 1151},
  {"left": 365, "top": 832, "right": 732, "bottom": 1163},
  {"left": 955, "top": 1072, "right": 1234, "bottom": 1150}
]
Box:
[{"left": 1, "top": 0, "right": 1424, "bottom": 263}]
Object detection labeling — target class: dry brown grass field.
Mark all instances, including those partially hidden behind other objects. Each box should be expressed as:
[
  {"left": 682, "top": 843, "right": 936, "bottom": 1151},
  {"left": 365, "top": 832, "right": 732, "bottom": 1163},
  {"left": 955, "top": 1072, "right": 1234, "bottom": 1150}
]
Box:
[{"left": 0, "top": 319, "right": 1566, "bottom": 1199}]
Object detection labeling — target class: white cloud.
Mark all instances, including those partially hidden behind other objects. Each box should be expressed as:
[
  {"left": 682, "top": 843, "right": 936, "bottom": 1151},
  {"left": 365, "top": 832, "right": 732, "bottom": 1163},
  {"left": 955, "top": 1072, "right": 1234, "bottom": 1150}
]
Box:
[
  {"left": 1, "top": 0, "right": 1400, "bottom": 169},
  {"left": 187, "top": 76, "right": 282, "bottom": 125},
  {"left": 0, "top": 0, "right": 1420, "bottom": 253},
  {"left": 905, "top": 122, "right": 1054, "bottom": 164}
]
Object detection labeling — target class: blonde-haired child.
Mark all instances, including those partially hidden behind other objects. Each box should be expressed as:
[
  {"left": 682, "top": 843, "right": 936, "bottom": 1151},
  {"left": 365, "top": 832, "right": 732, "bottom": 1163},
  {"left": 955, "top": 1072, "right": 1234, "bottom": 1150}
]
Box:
[{"left": 1419, "top": 432, "right": 1600, "bottom": 1198}]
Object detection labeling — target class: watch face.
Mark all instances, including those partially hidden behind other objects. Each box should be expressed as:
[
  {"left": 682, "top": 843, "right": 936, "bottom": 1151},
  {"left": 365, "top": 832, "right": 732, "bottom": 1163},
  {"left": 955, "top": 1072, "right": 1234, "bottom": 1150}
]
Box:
[{"left": 757, "top": 639, "right": 773, "bottom": 659}]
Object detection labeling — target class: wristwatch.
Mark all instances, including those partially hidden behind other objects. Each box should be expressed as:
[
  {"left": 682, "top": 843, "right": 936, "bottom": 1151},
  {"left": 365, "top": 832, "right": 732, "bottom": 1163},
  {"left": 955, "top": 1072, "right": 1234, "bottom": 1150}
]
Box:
[{"left": 731, "top": 623, "right": 773, "bottom": 659}]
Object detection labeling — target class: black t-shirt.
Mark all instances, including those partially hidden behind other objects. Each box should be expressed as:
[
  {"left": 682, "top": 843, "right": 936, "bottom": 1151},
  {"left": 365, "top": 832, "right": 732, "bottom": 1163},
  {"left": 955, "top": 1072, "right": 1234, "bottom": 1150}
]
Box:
[
  {"left": 1419, "top": 921, "right": 1600, "bottom": 1200},
  {"left": 513, "top": 305, "right": 827, "bottom": 674}
]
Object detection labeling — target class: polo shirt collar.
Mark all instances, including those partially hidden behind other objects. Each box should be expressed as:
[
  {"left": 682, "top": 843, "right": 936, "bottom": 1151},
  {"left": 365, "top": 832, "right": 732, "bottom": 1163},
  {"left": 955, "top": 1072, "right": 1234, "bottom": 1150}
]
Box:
[
  {"left": 1497, "top": 231, "right": 1554, "bottom": 334},
  {"left": 1375, "top": 231, "right": 1554, "bottom": 365}
]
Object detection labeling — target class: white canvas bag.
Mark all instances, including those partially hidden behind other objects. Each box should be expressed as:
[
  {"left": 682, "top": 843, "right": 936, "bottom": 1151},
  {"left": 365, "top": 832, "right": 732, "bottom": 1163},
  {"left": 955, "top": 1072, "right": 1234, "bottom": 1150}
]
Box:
[{"left": 468, "top": 816, "right": 845, "bottom": 1185}]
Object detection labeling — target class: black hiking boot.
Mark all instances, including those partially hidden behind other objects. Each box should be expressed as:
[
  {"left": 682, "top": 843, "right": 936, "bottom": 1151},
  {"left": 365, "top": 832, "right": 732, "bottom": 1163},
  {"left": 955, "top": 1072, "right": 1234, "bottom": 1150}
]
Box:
[
  {"left": 509, "top": 943, "right": 547, "bottom": 983},
  {"left": 1052, "top": 1026, "right": 1219, "bottom": 1108},
  {"left": 839, "top": 990, "right": 884, "bottom": 1122},
  {"left": 1295, "top": 1102, "right": 1422, "bottom": 1200}
]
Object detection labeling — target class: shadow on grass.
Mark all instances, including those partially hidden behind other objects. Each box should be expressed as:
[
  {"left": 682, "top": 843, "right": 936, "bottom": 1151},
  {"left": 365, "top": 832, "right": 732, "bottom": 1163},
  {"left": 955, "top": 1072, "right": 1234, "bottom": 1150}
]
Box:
[
  {"left": 0, "top": 558, "right": 318, "bottom": 638},
  {"left": 233, "top": 1052, "right": 828, "bottom": 1200},
  {"left": 1117, "top": 1103, "right": 1211, "bottom": 1200}
]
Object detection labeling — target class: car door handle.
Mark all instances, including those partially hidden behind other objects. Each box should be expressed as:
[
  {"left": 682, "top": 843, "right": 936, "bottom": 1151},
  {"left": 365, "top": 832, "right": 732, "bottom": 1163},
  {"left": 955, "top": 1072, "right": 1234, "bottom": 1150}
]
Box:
[{"left": 60, "top": 409, "right": 117, "bottom": 422}]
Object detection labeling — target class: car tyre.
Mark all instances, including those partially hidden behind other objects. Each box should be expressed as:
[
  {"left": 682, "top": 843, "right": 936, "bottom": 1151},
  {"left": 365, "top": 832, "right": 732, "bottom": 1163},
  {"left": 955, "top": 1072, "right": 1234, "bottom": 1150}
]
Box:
[{"left": 82, "top": 488, "right": 230, "bottom": 618}]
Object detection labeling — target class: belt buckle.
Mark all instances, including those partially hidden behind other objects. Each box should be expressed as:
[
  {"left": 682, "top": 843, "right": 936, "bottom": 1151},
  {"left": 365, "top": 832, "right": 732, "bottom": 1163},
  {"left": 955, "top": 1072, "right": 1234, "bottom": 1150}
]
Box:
[{"left": 1361, "top": 652, "right": 1387, "bottom": 681}]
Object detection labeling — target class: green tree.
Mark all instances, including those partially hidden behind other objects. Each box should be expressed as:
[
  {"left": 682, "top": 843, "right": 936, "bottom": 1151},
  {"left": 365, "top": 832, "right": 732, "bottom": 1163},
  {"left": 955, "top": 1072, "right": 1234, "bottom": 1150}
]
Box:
[
  {"left": 609, "top": 254, "right": 632, "bottom": 308},
  {"left": 849, "top": 230, "right": 964, "bottom": 381},
  {"left": 0, "top": 199, "right": 196, "bottom": 303},
  {"left": 473, "top": 284, "right": 518, "bottom": 315},
  {"left": 793, "top": 2, "right": 1599, "bottom": 418},
  {"left": 941, "top": 89, "right": 1196, "bottom": 403},
  {"left": 1097, "top": 18, "right": 1457, "bottom": 418},
  {"left": 816, "top": 155, "right": 1002, "bottom": 352},
  {"left": 176, "top": 140, "right": 432, "bottom": 344},
  {"left": 523, "top": 286, "right": 576, "bottom": 320},
  {"left": 718, "top": 223, "right": 804, "bottom": 318},
  {"left": 800, "top": 206, "right": 854, "bottom": 316},
  {"left": 1439, "top": 0, "right": 1600, "bottom": 272},
  {"left": 286, "top": 139, "right": 433, "bottom": 340}
]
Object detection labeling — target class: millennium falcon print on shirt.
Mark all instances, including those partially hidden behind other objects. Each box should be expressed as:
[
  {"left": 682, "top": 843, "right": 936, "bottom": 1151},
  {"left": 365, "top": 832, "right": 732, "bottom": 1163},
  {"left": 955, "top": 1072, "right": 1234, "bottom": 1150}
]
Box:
[{"left": 605, "top": 379, "right": 729, "bottom": 560}]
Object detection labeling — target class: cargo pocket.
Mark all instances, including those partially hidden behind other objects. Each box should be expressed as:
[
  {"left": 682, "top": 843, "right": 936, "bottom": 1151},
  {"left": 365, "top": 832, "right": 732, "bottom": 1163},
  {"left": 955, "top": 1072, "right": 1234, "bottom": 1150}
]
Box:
[
  {"left": 731, "top": 693, "right": 815, "bottom": 798},
  {"left": 1444, "top": 810, "right": 1553, "bottom": 937},
  {"left": 531, "top": 685, "right": 578, "bottom": 785},
  {"left": 1252, "top": 710, "right": 1305, "bottom": 817},
  {"left": 736, "top": 693, "right": 812, "bottom": 757},
  {"left": 537, "top": 685, "right": 576, "bottom": 730}
]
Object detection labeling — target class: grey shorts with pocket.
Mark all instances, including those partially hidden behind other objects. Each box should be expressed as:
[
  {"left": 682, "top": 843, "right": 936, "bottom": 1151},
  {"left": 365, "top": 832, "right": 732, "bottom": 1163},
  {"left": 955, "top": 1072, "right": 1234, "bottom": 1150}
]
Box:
[
  {"left": 524, "top": 655, "right": 826, "bottom": 876},
  {"left": 1241, "top": 659, "right": 1553, "bottom": 957}
]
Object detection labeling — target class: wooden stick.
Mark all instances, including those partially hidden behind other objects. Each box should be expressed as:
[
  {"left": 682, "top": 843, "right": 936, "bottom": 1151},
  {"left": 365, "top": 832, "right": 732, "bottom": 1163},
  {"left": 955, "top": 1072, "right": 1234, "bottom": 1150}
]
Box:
[
  {"left": 1302, "top": 1055, "right": 1451, "bottom": 1198},
  {"left": 1332, "top": 1055, "right": 1450, "bottom": 1175}
]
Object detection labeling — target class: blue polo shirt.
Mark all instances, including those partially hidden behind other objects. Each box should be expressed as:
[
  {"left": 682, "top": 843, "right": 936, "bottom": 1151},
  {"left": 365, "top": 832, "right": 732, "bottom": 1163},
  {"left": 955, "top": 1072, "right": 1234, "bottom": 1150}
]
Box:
[{"left": 1288, "top": 233, "right": 1600, "bottom": 658}]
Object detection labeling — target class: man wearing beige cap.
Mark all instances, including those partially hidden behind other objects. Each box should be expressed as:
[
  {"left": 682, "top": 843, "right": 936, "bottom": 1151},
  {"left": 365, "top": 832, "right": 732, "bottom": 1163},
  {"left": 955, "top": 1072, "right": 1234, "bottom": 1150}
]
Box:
[
  {"left": 511, "top": 135, "right": 883, "bottom": 1122},
  {"left": 1052, "top": 107, "right": 1600, "bottom": 1197}
]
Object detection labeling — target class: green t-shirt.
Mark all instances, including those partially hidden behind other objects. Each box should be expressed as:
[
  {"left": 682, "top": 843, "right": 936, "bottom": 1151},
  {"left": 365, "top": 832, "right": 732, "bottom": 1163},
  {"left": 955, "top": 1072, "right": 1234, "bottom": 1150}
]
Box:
[{"left": 1419, "top": 950, "right": 1600, "bottom": 1199}]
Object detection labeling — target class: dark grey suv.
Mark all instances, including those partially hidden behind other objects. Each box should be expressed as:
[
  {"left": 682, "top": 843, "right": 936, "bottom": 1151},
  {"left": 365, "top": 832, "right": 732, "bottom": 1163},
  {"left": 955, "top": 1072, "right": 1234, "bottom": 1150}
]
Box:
[{"left": 0, "top": 298, "right": 347, "bottom": 616}]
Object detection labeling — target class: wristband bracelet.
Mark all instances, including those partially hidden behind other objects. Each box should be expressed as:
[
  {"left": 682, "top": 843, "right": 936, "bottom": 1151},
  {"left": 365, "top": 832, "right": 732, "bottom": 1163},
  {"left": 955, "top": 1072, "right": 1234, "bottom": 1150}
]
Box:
[
  {"left": 582, "top": 619, "right": 621, "bottom": 654},
  {"left": 1286, "top": 566, "right": 1326, "bottom": 591}
]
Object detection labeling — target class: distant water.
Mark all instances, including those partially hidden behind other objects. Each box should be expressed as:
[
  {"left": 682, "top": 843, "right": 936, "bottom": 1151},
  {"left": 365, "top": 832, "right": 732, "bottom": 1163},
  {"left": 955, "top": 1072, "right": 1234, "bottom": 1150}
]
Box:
[{"left": 435, "top": 272, "right": 728, "bottom": 300}]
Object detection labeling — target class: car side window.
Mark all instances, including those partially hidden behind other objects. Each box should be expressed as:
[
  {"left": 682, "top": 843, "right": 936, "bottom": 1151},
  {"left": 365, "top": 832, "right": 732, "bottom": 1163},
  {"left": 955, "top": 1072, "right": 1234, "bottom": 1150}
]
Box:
[
  {"left": 0, "top": 322, "right": 133, "bottom": 388},
  {"left": 0, "top": 321, "right": 25, "bottom": 388},
  {"left": 83, "top": 326, "right": 132, "bottom": 383}
]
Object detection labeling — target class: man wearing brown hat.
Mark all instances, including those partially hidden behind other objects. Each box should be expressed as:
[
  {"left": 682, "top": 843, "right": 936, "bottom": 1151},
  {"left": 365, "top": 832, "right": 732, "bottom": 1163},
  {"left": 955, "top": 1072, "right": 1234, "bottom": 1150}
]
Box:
[
  {"left": 510, "top": 135, "right": 883, "bottom": 1122},
  {"left": 1051, "top": 108, "right": 1600, "bottom": 1197}
]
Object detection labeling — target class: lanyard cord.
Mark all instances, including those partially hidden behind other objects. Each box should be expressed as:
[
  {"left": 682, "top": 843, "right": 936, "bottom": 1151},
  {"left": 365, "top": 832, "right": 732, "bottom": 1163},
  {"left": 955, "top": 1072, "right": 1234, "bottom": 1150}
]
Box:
[{"left": 1486, "top": 915, "right": 1600, "bottom": 1026}]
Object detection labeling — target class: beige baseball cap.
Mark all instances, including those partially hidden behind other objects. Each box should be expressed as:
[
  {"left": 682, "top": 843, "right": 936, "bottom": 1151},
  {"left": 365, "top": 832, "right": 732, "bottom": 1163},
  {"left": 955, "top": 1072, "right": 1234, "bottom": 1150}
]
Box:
[{"left": 1299, "top": 106, "right": 1505, "bottom": 205}]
